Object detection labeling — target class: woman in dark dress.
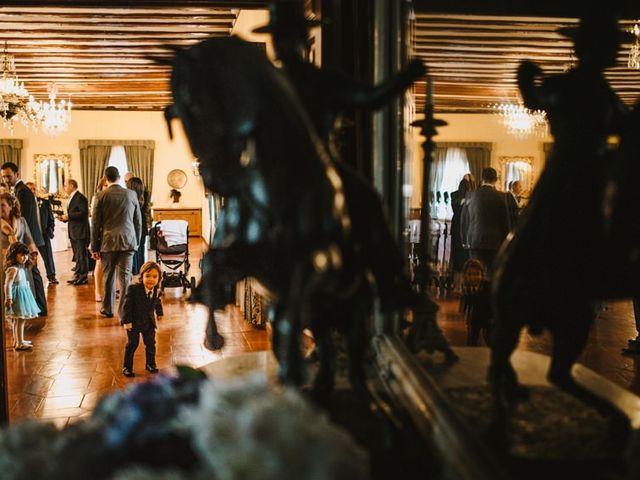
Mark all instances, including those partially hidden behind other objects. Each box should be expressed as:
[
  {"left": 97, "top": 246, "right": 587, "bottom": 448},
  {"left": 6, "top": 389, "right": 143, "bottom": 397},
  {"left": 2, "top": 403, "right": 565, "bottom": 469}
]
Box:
[
  {"left": 126, "top": 177, "right": 148, "bottom": 275},
  {"left": 449, "top": 176, "right": 473, "bottom": 291}
]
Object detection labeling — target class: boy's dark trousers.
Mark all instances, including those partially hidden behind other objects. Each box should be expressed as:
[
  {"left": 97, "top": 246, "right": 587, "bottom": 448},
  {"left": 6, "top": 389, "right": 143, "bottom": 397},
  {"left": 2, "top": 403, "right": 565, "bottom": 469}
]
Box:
[{"left": 123, "top": 327, "right": 156, "bottom": 369}]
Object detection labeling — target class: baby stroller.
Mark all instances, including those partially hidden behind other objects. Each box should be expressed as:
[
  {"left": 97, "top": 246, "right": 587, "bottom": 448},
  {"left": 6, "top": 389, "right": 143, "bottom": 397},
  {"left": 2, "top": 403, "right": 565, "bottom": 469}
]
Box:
[{"left": 149, "top": 219, "right": 196, "bottom": 294}]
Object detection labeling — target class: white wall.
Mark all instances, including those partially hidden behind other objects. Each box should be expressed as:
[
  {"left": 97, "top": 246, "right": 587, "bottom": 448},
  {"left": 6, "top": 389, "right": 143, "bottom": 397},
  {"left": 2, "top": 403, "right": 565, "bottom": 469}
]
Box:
[
  {"left": 6, "top": 109, "right": 204, "bottom": 220},
  {"left": 409, "top": 113, "right": 552, "bottom": 208},
  {"left": 232, "top": 9, "right": 274, "bottom": 56},
  {"left": 2, "top": 8, "right": 273, "bottom": 246}
]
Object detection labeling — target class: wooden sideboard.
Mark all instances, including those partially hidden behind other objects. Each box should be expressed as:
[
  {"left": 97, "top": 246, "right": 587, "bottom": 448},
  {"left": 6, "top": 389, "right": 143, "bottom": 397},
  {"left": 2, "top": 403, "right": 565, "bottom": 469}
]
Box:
[{"left": 152, "top": 207, "right": 202, "bottom": 237}]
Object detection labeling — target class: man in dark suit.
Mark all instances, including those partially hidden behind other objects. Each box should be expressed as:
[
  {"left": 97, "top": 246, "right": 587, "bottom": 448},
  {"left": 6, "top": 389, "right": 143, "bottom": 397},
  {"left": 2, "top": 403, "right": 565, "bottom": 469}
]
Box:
[
  {"left": 1, "top": 162, "right": 48, "bottom": 315},
  {"left": 506, "top": 179, "right": 523, "bottom": 228},
  {"left": 27, "top": 182, "right": 58, "bottom": 284},
  {"left": 460, "top": 167, "right": 511, "bottom": 277},
  {"left": 91, "top": 166, "right": 142, "bottom": 319},
  {"left": 59, "top": 179, "right": 90, "bottom": 285}
]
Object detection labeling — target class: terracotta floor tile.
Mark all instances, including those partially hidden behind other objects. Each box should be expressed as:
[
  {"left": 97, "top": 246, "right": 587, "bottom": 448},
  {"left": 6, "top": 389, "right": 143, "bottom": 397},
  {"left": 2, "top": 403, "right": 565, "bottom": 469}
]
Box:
[
  {"left": 37, "top": 407, "right": 89, "bottom": 419},
  {"left": 22, "top": 376, "right": 55, "bottom": 396},
  {"left": 20, "top": 244, "right": 640, "bottom": 426},
  {"left": 5, "top": 240, "right": 267, "bottom": 424},
  {"left": 40, "top": 394, "right": 84, "bottom": 411}
]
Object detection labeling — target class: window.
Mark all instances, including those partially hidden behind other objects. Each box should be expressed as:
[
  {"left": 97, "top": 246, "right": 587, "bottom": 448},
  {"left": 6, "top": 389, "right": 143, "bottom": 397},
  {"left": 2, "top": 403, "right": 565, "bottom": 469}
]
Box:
[
  {"left": 431, "top": 147, "right": 470, "bottom": 219},
  {"left": 107, "top": 145, "right": 128, "bottom": 185}
]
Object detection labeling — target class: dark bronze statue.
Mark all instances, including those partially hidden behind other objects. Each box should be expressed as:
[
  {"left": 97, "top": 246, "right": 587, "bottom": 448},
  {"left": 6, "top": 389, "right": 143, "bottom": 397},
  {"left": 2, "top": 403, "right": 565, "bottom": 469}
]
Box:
[
  {"left": 255, "top": 0, "right": 456, "bottom": 364},
  {"left": 489, "top": 10, "right": 635, "bottom": 419},
  {"left": 162, "top": 28, "right": 454, "bottom": 399},
  {"left": 164, "top": 36, "right": 376, "bottom": 397}
]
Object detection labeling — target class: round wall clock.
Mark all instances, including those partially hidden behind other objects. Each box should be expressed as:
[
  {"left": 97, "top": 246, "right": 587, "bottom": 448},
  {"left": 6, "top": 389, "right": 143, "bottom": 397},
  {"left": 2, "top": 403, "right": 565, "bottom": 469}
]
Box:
[{"left": 167, "top": 169, "right": 187, "bottom": 189}]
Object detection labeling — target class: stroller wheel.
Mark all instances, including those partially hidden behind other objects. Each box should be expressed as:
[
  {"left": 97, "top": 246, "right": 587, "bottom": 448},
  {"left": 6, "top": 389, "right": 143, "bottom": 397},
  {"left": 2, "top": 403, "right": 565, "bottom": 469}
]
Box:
[{"left": 190, "top": 276, "right": 197, "bottom": 290}]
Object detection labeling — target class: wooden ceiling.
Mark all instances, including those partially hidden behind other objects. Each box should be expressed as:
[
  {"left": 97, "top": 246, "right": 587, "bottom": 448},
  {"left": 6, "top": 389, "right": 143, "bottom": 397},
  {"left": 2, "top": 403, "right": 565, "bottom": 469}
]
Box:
[
  {"left": 1, "top": 2, "right": 639, "bottom": 114},
  {"left": 412, "top": 13, "right": 640, "bottom": 113},
  {"left": 0, "top": 4, "right": 242, "bottom": 111}
]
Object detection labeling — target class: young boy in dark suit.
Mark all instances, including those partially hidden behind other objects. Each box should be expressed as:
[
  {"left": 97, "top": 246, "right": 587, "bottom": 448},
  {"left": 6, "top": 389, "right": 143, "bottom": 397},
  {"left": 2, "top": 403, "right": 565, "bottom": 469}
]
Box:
[{"left": 121, "top": 261, "right": 163, "bottom": 377}]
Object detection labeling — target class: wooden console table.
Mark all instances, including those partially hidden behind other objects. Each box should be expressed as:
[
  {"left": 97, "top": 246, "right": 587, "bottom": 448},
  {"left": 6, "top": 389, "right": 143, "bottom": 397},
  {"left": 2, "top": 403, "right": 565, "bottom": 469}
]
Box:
[{"left": 152, "top": 207, "right": 202, "bottom": 237}]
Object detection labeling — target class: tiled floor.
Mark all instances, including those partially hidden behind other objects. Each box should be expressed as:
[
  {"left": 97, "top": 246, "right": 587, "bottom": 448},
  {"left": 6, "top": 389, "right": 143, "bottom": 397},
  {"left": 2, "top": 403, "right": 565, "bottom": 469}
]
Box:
[
  {"left": 7, "top": 240, "right": 640, "bottom": 427},
  {"left": 4, "top": 239, "right": 270, "bottom": 427},
  {"left": 435, "top": 294, "right": 640, "bottom": 397}
]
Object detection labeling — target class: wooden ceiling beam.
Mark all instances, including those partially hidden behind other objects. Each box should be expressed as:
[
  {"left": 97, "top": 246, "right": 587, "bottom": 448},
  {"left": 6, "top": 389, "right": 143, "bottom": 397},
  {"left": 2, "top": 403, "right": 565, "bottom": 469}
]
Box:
[{"left": 0, "top": 1, "right": 266, "bottom": 8}]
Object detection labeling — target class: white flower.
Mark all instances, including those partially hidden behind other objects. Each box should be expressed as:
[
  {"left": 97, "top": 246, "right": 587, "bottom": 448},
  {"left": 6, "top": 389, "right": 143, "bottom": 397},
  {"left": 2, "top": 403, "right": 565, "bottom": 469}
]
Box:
[{"left": 182, "top": 374, "right": 370, "bottom": 480}]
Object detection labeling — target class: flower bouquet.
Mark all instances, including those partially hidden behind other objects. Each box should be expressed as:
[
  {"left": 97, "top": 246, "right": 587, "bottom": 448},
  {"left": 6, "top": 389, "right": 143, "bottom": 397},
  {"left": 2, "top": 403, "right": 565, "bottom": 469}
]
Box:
[{"left": 0, "top": 367, "right": 369, "bottom": 480}]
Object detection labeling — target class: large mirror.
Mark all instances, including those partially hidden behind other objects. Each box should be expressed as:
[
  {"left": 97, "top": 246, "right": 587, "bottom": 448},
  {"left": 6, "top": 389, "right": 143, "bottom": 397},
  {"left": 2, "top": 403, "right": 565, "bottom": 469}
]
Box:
[
  {"left": 33, "top": 153, "right": 71, "bottom": 198},
  {"left": 499, "top": 156, "right": 534, "bottom": 199}
]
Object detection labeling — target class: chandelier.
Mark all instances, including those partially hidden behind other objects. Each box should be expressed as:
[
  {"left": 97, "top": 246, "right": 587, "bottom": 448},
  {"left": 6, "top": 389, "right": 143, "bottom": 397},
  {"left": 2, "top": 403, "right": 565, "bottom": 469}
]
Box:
[
  {"left": 492, "top": 102, "right": 547, "bottom": 138},
  {"left": 0, "top": 43, "right": 72, "bottom": 135},
  {"left": 32, "top": 84, "right": 73, "bottom": 136},
  {"left": 628, "top": 23, "right": 640, "bottom": 70}
]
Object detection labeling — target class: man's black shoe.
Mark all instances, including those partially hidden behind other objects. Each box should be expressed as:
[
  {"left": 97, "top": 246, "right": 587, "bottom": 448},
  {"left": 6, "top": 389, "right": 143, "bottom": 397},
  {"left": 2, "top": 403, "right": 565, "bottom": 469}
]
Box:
[
  {"left": 66, "top": 278, "right": 78, "bottom": 284},
  {"left": 74, "top": 277, "right": 88, "bottom": 285},
  {"left": 99, "top": 309, "right": 114, "bottom": 318},
  {"left": 122, "top": 367, "right": 135, "bottom": 377},
  {"left": 145, "top": 365, "right": 159, "bottom": 374},
  {"left": 48, "top": 277, "right": 59, "bottom": 284}
]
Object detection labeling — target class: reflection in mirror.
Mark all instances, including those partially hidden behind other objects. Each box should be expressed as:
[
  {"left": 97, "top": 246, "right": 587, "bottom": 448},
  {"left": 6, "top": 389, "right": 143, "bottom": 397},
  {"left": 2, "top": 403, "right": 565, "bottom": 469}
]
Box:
[
  {"left": 33, "top": 153, "right": 71, "bottom": 198},
  {"left": 499, "top": 156, "right": 533, "bottom": 198}
]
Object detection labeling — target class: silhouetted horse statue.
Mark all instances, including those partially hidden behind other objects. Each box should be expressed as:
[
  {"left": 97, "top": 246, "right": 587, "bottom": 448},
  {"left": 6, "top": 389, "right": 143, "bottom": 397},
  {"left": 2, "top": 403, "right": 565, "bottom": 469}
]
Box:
[
  {"left": 490, "top": 10, "right": 635, "bottom": 429},
  {"left": 253, "top": 0, "right": 448, "bottom": 354},
  {"left": 163, "top": 36, "right": 455, "bottom": 399}
]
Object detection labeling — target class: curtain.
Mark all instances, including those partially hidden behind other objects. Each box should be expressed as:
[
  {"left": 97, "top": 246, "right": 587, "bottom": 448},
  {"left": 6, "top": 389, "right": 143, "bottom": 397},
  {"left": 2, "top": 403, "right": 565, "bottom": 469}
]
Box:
[
  {"left": 124, "top": 142, "right": 155, "bottom": 198},
  {"left": 79, "top": 139, "right": 155, "bottom": 203},
  {"left": 79, "top": 143, "right": 111, "bottom": 203},
  {"left": 434, "top": 142, "right": 492, "bottom": 187},
  {"left": 431, "top": 148, "right": 469, "bottom": 194},
  {"left": 430, "top": 147, "right": 469, "bottom": 220},
  {"left": 0, "top": 139, "right": 23, "bottom": 175}
]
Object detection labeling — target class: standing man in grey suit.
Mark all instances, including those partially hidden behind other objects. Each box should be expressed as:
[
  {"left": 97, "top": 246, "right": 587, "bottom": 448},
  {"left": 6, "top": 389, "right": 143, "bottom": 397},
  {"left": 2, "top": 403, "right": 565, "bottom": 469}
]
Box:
[
  {"left": 1, "top": 162, "right": 48, "bottom": 316},
  {"left": 460, "top": 167, "right": 511, "bottom": 278},
  {"left": 91, "top": 166, "right": 142, "bottom": 319}
]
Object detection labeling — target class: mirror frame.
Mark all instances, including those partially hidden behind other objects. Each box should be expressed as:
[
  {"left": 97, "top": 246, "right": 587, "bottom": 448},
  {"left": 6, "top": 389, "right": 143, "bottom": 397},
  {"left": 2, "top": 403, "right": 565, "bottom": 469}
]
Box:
[
  {"left": 33, "top": 153, "right": 72, "bottom": 199},
  {"left": 498, "top": 155, "right": 534, "bottom": 196}
]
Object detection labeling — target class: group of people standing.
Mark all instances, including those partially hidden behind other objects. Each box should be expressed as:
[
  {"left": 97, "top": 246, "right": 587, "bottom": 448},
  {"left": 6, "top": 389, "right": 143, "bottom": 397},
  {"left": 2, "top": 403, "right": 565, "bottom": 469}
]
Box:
[
  {"left": 450, "top": 168, "right": 522, "bottom": 282},
  {"left": 89, "top": 166, "right": 161, "bottom": 377},
  {"left": 448, "top": 167, "right": 524, "bottom": 346},
  {"left": 1, "top": 163, "right": 162, "bottom": 376}
]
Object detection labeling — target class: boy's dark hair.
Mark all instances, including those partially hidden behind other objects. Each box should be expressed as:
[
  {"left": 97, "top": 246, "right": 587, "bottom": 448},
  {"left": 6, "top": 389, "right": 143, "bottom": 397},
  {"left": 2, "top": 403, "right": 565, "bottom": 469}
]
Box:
[
  {"left": 481, "top": 167, "right": 498, "bottom": 183},
  {"left": 104, "top": 166, "right": 120, "bottom": 183},
  {"left": 5, "top": 242, "right": 32, "bottom": 269},
  {"left": 138, "top": 261, "right": 162, "bottom": 280},
  {"left": 67, "top": 179, "right": 78, "bottom": 189},
  {"left": 462, "top": 258, "right": 486, "bottom": 277},
  {"left": 1, "top": 162, "right": 18, "bottom": 173}
]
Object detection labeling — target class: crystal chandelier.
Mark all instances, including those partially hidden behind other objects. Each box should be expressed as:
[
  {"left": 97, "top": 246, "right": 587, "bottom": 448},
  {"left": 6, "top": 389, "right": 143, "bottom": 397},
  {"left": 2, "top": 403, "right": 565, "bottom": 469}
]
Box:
[
  {"left": 0, "top": 43, "right": 72, "bottom": 134},
  {"left": 628, "top": 23, "right": 640, "bottom": 70},
  {"left": 0, "top": 43, "right": 38, "bottom": 130},
  {"left": 32, "top": 84, "right": 73, "bottom": 136},
  {"left": 492, "top": 102, "right": 547, "bottom": 138}
]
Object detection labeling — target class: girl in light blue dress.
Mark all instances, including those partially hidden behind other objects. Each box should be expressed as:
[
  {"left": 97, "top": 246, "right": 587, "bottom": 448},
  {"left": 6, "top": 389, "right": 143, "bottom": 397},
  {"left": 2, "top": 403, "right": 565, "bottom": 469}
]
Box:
[{"left": 4, "top": 242, "right": 40, "bottom": 350}]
